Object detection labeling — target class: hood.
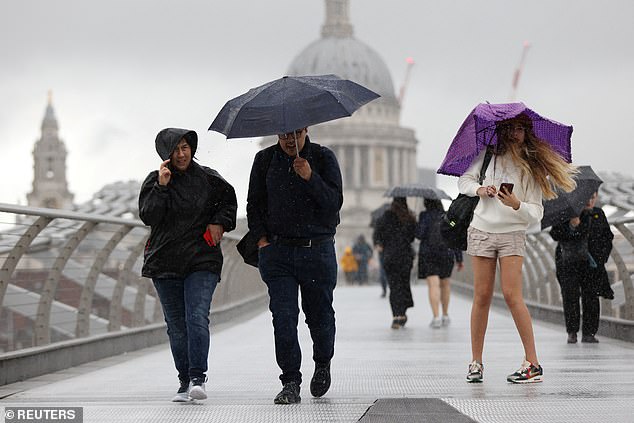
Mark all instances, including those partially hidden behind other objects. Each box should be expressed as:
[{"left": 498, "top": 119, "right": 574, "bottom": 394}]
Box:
[{"left": 155, "top": 128, "right": 198, "bottom": 161}]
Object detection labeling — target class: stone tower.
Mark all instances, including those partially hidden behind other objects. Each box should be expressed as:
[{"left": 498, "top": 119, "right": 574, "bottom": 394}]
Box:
[{"left": 27, "top": 93, "right": 74, "bottom": 209}]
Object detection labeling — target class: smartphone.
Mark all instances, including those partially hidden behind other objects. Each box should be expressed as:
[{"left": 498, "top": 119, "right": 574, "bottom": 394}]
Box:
[
  {"left": 203, "top": 228, "right": 216, "bottom": 247},
  {"left": 499, "top": 182, "right": 514, "bottom": 195}
]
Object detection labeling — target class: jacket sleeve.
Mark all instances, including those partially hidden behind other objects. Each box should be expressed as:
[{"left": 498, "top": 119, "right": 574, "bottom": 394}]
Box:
[
  {"left": 415, "top": 212, "right": 430, "bottom": 240},
  {"left": 301, "top": 148, "right": 343, "bottom": 213},
  {"left": 591, "top": 208, "right": 613, "bottom": 263},
  {"left": 549, "top": 218, "right": 589, "bottom": 242},
  {"left": 453, "top": 249, "right": 463, "bottom": 263},
  {"left": 138, "top": 171, "right": 169, "bottom": 226},
  {"left": 207, "top": 173, "right": 238, "bottom": 233},
  {"left": 458, "top": 150, "right": 485, "bottom": 197},
  {"left": 246, "top": 150, "right": 269, "bottom": 241}
]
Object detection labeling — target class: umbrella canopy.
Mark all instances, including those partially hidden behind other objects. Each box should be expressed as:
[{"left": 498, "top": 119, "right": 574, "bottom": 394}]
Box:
[
  {"left": 370, "top": 203, "right": 391, "bottom": 228},
  {"left": 209, "top": 74, "right": 380, "bottom": 139},
  {"left": 438, "top": 102, "right": 573, "bottom": 177},
  {"left": 383, "top": 183, "right": 451, "bottom": 200},
  {"left": 541, "top": 166, "right": 603, "bottom": 229}
]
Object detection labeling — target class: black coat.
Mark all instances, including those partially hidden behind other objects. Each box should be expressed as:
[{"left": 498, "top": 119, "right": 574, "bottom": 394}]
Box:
[
  {"left": 550, "top": 207, "right": 614, "bottom": 298},
  {"left": 373, "top": 210, "right": 416, "bottom": 267},
  {"left": 139, "top": 129, "right": 237, "bottom": 279}
]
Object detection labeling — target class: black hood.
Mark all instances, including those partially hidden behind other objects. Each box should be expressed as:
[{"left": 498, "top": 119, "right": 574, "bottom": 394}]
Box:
[{"left": 155, "top": 128, "right": 198, "bottom": 161}]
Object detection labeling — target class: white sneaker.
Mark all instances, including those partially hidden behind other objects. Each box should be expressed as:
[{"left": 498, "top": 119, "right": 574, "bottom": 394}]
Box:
[
  {"left": 189, "top": 377, "right": 207, "bottom": 400},
  {"left": 430, "top": 317, "right": 442, "bottom": 328},
  {"left": 171, "top": 381, "right": 192, "bottom": 402},
  {"left": 441, "top": 315, "right": 451, "bottom": 326}
]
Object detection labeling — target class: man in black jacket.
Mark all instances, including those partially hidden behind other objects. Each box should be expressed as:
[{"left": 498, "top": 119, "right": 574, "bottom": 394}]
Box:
[
  {"left": 247, "top": 127, "right": 343, "bottom": 404},
  {"left": 139, "top": 128, "right": 237, "bottom": 402}
]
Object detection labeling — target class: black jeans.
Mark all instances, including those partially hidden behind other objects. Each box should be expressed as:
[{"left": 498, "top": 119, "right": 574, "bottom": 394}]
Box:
[
  {"left": 258, "top": 240, "right": 337, "bottom": 385},
  {"left": 557, "top": 264, "right": 599, "bottom": 336}
]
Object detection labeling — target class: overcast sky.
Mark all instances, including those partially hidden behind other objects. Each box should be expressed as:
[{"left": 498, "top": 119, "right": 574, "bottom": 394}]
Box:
[{"left": 2, "top": 0, "right": 633, "bottom": 216}]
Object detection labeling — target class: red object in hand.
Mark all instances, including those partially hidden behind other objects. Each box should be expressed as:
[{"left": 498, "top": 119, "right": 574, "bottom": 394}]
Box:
[{"left": 203, "top": 228, "right": 216, "bottom": 247}]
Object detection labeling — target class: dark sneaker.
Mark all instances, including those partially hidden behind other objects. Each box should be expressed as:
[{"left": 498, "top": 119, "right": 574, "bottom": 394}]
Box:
[
  {"left": 310, "top": 362, "right": 331, "bottom": 397},
  {"left": 567, "top": 332, "right": 577, "bottom": 344},
  {"left": 581, "top": 335, "right": 599, "bottom": 343},
  {"left": 189, "top": 376, "right": 207, "bottom": 400},
  {"left": 274, "top": 381, "right": 301, "bottom": 404},
  {"left": 391, "top": 318, "right": 401, "bottom": 329},
  {"left": 171, "top": 379, "right": 192, "bottom": 402},
  {"left": 507, "top": 360, "right": 543, "bottom": 383},
  {"left": 399, "top": 315, "right": 408, "bottom": 327},
  {"left": 466, "top": 361, "right": 483, "bottom": 383}
]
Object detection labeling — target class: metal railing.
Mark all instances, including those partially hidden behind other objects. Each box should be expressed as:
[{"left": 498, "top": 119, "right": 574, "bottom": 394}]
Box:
[{"left": 0, "top": 203, "right": 266, "bottom": 355}]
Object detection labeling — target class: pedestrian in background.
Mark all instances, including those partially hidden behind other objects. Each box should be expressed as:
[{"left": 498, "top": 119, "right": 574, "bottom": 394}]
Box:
[
  {"left": 459, "top": 114, "right": 577, "bottom": 384},
  {"left": 139, "top": 128, "right": 237, "bottom": 402},
  {"left": 340, "top": 246, "right": 359, "bottom": 283},
  {"left": 550, "top": 191, "right": 613, "bottom": 344},
  {"left": 352, "top": 235, "right": 373, "bottom": 284},
  {"left": 373, "top": 196, "right": 416, "bottom": 329},
  {"left": 415, "top": 199, "right": 463, "bottom": 328}
]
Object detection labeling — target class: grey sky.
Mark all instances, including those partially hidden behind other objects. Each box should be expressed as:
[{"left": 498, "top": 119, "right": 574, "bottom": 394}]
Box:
[{"left": 2, "top": 0, "right": 633, "bottom": 216}]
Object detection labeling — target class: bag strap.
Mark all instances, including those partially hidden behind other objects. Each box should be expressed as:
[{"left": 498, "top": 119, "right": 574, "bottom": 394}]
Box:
[{"left": 478, "top": 147, "right": 494, "bottom": 185}]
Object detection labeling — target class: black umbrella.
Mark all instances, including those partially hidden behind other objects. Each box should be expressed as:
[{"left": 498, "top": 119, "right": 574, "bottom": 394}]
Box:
[
  {"left": 541, "top": 166, "right": 603, "bottom": 229},
  {"left": 370, "top": 203, "right": 391, "bottom": 227},
  {"left": 383, "top": 183, "right": 452, "bottom": 200},
  {"left": 209, "top": 74, "right": 380, "bottom": 139}
]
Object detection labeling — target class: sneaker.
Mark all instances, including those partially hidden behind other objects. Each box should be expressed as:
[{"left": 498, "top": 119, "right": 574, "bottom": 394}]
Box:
[
  {"left": 466, "top": 361, "right": 483, "bottom": 383},
  {"left": 441, "top": 315, "right": 451, "bottom": 326},
  {"left": 171, "top": 379, "right": 192, "bottom": 402},
  {"left": 430, "top": 317, "right": 442, "bottom": 329},
  {"left": 274, "top": 381, "right": 301, "bottom": 404},
  {"left": 581, "top": 335, "right": 599, "bottom": 343},
  {"left": 391, "top": 318, "right": 401, "bottom": 329},
  {"left": 189, "top": 376, "right": 207, "bottom": 400},
  {"left": 507, "top": 360, "right": 543, "bottom": 383},
  {"left": 399, "top": 315, "right": 408, "bottom": 327},
  {"left": 310, "top": 362, "right": 331, "bottom": 397},
  {"left": 567, "top": 332, "right": 577, "bottom": 344}
]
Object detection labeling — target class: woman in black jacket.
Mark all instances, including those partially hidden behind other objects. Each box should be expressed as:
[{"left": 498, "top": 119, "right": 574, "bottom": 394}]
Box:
[
  {"left": 550, "top": 191, "right": 613, "bottom": 344},
  {"left": 415, "top": 199, "right": 463, "bottom": 328},
  {"left": 373, "top": 197, "right": 417, "bottom": 329},
  {"left": 139, "top": 128, "right": 237, "bottom": 402}
]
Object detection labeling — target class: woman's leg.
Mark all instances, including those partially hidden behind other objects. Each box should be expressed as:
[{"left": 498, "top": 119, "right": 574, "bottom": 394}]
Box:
[
  {"left": 499, "top": 256, "right": 538, "bottom": 364},
  {"left": 440, "top": 278, "right": 451, "bottom": 316},
  {"left": 470, "top": 256, "right": 497, "bottom": 363},
  {"left": 426, "top": 275, "right": 440, "bottom": 318}
]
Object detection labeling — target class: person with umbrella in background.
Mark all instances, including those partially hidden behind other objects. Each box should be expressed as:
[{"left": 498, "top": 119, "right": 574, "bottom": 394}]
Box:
[
  {"left": 373, "top": 197, "right": 417, "bottom": 329},
  {"left": 415, "top": 198, "right": 464, "bottom": 328},
  {"left": 547, "top": 167, "right": 613, "bottom": 344},
  {"left": 210, "top": 75, "right": 377, "bottom": 404},
  {"left": 352, "top": 235, "right": 373, "bottom": 284},
  {"left": 139, "top": 128, "right": 237, "bottom": 402},
  {"left": 441, "top": 103, "right": 578, "bottom": 384}
]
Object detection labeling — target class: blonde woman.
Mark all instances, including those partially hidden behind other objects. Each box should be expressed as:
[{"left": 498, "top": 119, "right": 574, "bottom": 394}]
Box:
[{"left": 459, "top": 114, "right": 576, "bottom": 384}]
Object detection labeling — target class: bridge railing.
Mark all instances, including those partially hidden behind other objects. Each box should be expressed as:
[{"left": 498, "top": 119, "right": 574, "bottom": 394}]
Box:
[
  {"left": 452, "top": 215, "right": 634, "bottom": 340},
  {"left": 0, "top": 203, "right": 266, "bottom": 355}
]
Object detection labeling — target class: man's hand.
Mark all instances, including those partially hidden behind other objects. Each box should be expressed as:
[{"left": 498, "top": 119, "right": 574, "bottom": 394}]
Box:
[
  {"left": 570, "top": 217, "right": 581, "bottom": 227},
  {"left": 292, "top": 157, "right": 312, "bottom": 181},
  {"left": 206, "top": 224, "right": 224, "bottom": 245},
  {"left": 456, "top": 262, "right": 464, "bottom": 272},
  {"left": 158, "top": 159, "right": 171, "bottom": 186},
  {"left": 257, "top": 236, "right": 270, "bottom": 249}
]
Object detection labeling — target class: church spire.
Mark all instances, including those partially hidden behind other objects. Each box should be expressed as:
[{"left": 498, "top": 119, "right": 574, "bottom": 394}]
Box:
[
  {"left": 42, "top": 89, "right": 58, "bottom": 133},
  {"left": 321, "top": 0, "right": 353, "bottom": 38}
]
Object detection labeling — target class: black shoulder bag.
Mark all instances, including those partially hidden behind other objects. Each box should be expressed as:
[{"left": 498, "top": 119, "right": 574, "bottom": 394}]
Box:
[{"left": 439, "top": 148, "right": 494, "bottom": 251}]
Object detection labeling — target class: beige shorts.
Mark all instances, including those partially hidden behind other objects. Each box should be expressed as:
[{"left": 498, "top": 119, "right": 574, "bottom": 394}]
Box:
[{"left": 466, "top": 226, "right": 526, "bottom": 258}]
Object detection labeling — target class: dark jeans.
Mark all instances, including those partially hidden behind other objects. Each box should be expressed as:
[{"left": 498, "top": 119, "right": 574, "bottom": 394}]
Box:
[
  {"left": 258, "top": 240, "right": 337, "bottom": 385},
  {"left": 557, "top": 265, "right": 599, "bottom": 336},
  {"left": 153, "top": 270, "right": 219, "bottom": 382},
  {"left": 379, "top": 252, "right": 388, "bottom": 295}
]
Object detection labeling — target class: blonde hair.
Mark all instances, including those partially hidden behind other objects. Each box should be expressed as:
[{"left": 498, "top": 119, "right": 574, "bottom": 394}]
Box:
[{"left": 495, "top": 115, "right": 577, "bottom": 200}]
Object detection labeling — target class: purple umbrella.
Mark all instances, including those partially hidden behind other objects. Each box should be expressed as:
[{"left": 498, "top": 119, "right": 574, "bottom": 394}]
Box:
[{"left": 437, "top": 102, "right": 573, "bottom": 177}]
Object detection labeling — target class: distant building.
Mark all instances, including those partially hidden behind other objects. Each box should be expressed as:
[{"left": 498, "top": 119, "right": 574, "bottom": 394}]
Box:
[
  {"left": 266, "top": 0, "right": 419, "bottom": 252},
  {"left": 27, "top": 93, "right": 74, "bottom": 209}
]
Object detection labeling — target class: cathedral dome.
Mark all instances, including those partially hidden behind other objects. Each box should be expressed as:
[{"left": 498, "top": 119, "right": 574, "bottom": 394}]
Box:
[{"left": 287, "top": 37, "right": 396, "bottom": 100}]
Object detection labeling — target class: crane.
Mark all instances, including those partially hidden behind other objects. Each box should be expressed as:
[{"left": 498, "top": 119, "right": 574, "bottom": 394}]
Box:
[
  {"left": 398, "top": 57, "right": 415, "bottom": 106},
  {"left": 510, "top": 41, "right": 531, "bottom": 101}
]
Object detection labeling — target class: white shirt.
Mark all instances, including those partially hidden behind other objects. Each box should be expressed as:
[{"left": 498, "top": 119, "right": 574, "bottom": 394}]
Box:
[{"left": 458, "top": 149, "right": 543, "bottom": 233}]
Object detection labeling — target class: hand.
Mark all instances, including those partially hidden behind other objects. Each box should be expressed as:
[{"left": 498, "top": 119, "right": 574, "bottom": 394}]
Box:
[
  {"left": 158, "top": 159, "right": 171, "bottom": 186},
  {"left": 375, "top": 245, "right": 383, "bottom": 253},
  {"left": 292, "top": 157, "right": 312, "bottom": 181},
  {"left": 477, "top": 185, "right": 497, "bottom": 198},
  {"left": 570, "top": 217, "right": 581, "bottom": 227},
  {"left": 497, "top": 188, "right": 520, "bottom": 210},
  {"left": 257, "top": 236, "right": 270, "bottom": 249},
  {"left": 206, "top": 224, "right": 224, "bottom": 245},
  {"left": 457, "top": 262, "right": 464, "bottom": 272}
]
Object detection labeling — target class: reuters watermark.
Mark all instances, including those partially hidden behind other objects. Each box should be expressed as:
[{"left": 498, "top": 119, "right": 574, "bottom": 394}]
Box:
[{"left": 4, "top": 407, "right": 83, "bottom": 423}]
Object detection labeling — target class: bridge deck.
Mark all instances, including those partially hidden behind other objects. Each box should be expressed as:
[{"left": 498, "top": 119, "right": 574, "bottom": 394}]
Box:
[{"left": 2, "top": 285, "right": 633, "bottom": 422}]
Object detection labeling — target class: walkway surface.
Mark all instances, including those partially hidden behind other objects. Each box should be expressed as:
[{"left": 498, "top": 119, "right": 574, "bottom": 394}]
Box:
[{"left": 2, "top": 285, "right": 634, "bottom": 422}]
